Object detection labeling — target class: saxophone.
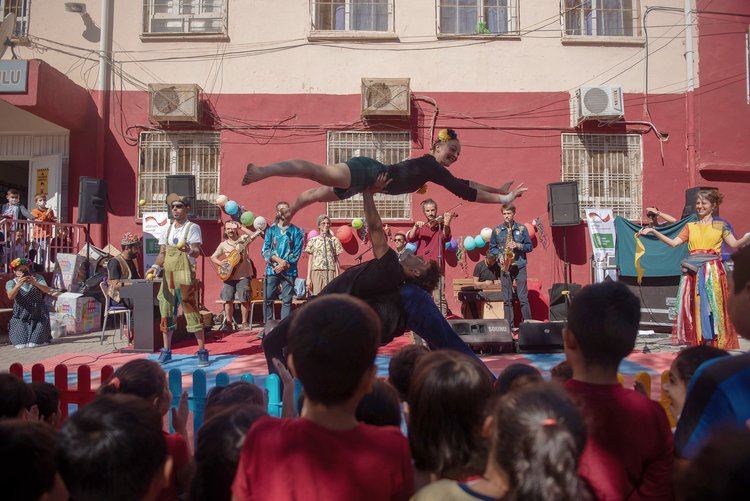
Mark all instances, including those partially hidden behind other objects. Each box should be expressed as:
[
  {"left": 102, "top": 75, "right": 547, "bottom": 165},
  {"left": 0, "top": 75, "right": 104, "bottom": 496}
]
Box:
[{"left": 501, "top": 224, "right": 515, "bottom": 273}]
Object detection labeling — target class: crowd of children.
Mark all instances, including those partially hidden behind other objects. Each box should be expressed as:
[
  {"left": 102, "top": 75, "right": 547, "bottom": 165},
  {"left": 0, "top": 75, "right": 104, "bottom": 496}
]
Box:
[
  {"left": 1, "top": 246, "right": 749, "bottom": 500},
  {"left": 1, "top": 189, "right": 58, "bottom": 271}
]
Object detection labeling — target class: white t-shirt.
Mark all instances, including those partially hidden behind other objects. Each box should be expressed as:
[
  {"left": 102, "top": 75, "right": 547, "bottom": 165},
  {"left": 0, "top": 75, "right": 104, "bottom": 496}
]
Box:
[{"left": 158, "top": 221, "right": 202, "bottom": 265}]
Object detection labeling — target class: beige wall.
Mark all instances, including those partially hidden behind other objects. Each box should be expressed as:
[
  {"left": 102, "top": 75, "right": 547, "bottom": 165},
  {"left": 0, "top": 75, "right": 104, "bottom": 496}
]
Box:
[{"left": 19, "top": 0, "right": 689, "bottom": 94}]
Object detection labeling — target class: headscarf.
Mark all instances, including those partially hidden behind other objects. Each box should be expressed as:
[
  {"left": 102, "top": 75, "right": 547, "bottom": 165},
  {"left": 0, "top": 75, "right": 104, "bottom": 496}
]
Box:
[{"left": 10, "top": 257, "right": 32, "bottom": 270}]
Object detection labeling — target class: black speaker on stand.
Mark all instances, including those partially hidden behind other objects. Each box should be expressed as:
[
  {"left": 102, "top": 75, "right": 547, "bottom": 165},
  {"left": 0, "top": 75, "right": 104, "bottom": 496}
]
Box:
[
  {"left": 166, "top": 175, "right": 197, "bottom": 217},
  {"left": 547, "top": 182, "right": 580, "bottom": 318},
  {"left": 77, "top": 177, "right": 108, "bottom": 279}
]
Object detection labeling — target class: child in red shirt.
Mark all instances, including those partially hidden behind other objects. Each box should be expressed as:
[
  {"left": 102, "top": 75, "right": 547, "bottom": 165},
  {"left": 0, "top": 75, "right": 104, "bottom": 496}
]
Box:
[
  {"left": 563, "top": 282, "right": 673, "bottom": 501},
  {"left": 232, "top": 294, "right": 414, "bottom": 501}
]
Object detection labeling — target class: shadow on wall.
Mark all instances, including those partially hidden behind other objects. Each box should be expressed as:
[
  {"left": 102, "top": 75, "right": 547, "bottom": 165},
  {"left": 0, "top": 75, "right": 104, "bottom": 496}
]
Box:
[{"left": 550, "top": 223, "right": 588, "bottom": 266}]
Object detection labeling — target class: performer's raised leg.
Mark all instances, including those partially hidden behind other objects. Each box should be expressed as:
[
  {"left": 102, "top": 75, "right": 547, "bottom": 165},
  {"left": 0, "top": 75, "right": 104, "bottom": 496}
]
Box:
[
  {"left": 288, "top": 187, "right": 341, "bottom": 219},
  {"left": 242, "top": 160, "right": 351, "bottom": 188}
]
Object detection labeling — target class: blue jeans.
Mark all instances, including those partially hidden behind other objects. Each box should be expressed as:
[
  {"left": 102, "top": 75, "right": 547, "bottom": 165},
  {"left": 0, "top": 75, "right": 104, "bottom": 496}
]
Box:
[
  {"left": 400, "top": 284, "right": 492, "bottom": 377},
  {"left": 264, "top": 274, "right": 294, "bottom": 322}
]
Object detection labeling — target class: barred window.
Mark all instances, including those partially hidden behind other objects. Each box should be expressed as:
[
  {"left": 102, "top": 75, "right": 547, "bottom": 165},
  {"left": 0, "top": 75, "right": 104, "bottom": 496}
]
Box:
[
  {"left": 438, "top": 0, "right": 519, "bottom": 36},
  {"left": 311, "top": 0, "right": 394, "bottom": 32},
  {"left": 561, "top": 133, "right": 642, "bottom": 219},
  {"left": 142, "top": 0, "right": 227, "bottom": 36},
  {"left": 326, "top": 131, "right": 411, "bottom": 220},
  {"left": 563, "top": 0, "right": 641, "bottom": 38},
  {"left": 138, "top": 131, "right": 220, "bottom": 220},
  {"left": 2, "top": 0, "right": 30, "bottom": 38}
]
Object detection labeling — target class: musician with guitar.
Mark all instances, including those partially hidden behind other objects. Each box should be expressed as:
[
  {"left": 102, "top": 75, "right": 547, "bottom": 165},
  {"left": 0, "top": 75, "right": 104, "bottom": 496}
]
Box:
[
  {"left": 406, "top": 198, "right": 455, "bottom": 314},
  {"left": 211, "top": 221, "right": 261, "bottom": 330},
  {"left": 489, "top": 203, "right": 533, "bottom": 329}
]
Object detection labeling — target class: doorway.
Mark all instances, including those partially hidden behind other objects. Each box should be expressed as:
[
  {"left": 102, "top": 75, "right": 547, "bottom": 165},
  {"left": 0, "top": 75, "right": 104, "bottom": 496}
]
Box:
[{"left": 0, "top": 160, "right": 30, "bottom": 207}]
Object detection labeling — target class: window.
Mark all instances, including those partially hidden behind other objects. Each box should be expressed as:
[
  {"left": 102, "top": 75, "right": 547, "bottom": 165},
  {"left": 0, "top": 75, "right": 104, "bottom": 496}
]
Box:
[
  {"left": 326, "top": 131, "right": 411, "bottom": 220},
  {"left": 1, "top": 0, "right": 31, "bottom": 38},
  {"left": 138, "top": 131, "right": 220, "bottom": 220},
  {"left": 311, "top": 0, "right": 393, "bottom": 32},
  {"left": 142, "top": 0, "right": 227, "bottom": 36},
  {"left": 561, "top": 133, "right": 642, "bottom": 219},
  {"left": 438, "top": 0, "right": 518, "bottom": 36},
  {"left": 563, "top": 0, "right": 641, "bottom": 38}
]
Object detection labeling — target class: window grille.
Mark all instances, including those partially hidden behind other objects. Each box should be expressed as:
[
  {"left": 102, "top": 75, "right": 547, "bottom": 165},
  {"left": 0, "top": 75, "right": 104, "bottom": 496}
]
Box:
[
  {"left": 138, "top": 131, "right": 220, "bottom": 220},
  {"left": 311, "top": 0, "right": 394, "bottom": 32},
  {"left": 1, "top": 0, "right": 30, "bottom": 38},
  {"left": 561, "top": 133, "right": 642, "bottom": 220},
  {"left": 563, "top": 0, "right": 641, "bottom": 37},
  {"left": 142, "top": 0, "right": 227, "bottom": 35},
  {"left": 438, "top": 0, "right": 518, "bottom": 36},
  {"left": 326, "top": 131, "right": 411, "bottom": 220}
]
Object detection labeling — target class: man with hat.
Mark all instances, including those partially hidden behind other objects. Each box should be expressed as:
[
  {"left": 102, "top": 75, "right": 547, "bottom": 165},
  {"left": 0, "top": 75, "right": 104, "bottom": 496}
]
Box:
[
  {"left": 106, "top": 232, "right": 142, "bottom": 310},
  {"left": 147, "top": 194, "right": 208, "bottom": 366}
]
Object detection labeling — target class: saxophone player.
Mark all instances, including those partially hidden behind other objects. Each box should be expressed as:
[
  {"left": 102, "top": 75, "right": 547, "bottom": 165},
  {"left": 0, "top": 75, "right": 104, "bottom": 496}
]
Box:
[{"left": 489, "top": 204, "right": 533, "bottom": 329}]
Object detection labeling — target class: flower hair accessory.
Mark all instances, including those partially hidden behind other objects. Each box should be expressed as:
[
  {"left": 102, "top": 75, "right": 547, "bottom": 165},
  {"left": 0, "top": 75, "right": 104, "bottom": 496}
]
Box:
[
  {"left": 541, "top": 418, "right": 557, "bottom": 426},
  {"left": 437, "top": 128, "right": 458, "bottom": 142},
  {"left": 10, "top": 257, "right": 31, "bottom": 270}
]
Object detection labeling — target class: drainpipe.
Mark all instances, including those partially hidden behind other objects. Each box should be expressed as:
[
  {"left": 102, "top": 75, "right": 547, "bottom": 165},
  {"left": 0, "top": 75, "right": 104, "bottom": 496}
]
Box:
[
  {"left": 685, "top": 0, "right": 697, "bottom": 187},
  {"left": 94, "top": 0, "right": 113, "bottom": 246}
]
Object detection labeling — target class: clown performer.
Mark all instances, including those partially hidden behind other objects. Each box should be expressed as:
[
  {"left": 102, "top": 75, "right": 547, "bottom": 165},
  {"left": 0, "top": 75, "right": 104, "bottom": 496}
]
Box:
[{"left": 146, "top": 193, "right": 209, "bottom": 366}]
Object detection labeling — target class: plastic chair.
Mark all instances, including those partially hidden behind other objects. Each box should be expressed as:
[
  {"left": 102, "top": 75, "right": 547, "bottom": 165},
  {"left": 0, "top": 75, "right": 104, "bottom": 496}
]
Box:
[{"left": 99, "top": 279, "right": 132, "bottom": 345}]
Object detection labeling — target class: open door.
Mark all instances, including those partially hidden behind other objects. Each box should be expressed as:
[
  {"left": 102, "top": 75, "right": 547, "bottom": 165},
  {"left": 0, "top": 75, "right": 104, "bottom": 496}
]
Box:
[{"left": 29, "top": 154, "right": 62, "bottom": 220}]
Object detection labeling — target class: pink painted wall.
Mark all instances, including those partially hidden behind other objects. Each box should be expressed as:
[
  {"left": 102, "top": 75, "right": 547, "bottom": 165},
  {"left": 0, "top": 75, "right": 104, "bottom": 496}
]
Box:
[{"left": 694, "top": 0, "right": 750, "bottom": 232}]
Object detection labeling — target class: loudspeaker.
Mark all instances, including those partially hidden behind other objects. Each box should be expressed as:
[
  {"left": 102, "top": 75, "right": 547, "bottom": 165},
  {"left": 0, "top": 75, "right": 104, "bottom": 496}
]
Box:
[
  {"left": 548, "top": 283, "right": 582, "bottom": 321},
  {"left": 77, "top": 177, "right": 107, "bottom": 224},
  {"left": 166, "top": 175, "right": 196, "bottom": 217},
  {"left": 619, "top": 275, "right": 680, "bottom": 332},
  {"left": 681, "top": 186, "right": 719, "bottom": 219},
  {"left": 517, "top": 321, "right": 565, "bottom": 353},
  {"left": 547, "top": 182, "right": 580, "bottom": 226},
  {"left": 449, "top": 318, "right": 514, "bottom": 354}
]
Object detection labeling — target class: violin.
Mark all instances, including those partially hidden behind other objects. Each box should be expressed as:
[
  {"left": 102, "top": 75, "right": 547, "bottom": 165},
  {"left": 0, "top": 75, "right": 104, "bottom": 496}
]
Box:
[{"left": 427, "top": 212, "right": 458, "bottom": 229}]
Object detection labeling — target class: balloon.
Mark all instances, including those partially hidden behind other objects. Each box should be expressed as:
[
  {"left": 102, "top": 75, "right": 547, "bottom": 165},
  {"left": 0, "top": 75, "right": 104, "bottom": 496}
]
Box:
[
  {"left": 224, "top": 201, "right": 239, "bottom": 215},
  {"left": 474, "top": 235, "right": 486, "bottom": 248},
  {"left": 308, "top": 229, "right": 319, "bottom": 240},
  {"left": 253, "top": 216, "right": 267, "bottom": 231},
  {"left": 240, "top": 211, "right": 255, "bottom": 226},
  {"left": 405, "top": 242, "right": 418, "bottom": 253},
  {"left": 445, "top": 242, "right": 451, "bottom": 250},
  {"left": 463, "top": 236, "right": 476, "bottom": 251},
  {"left": 352, "top": 217, "right": 364, "bottom": 229},
  {"left": 215, "top": 195, "right": 228, "bottom": 206},
  {"left": 480, "top": 227, "right": 493, "bottom": 241},
  {"left": 524, "top": 222, "right": 536, "bottom": 240},
  {"left": 449, "top": 238, "right": 458, "bottom": 251},
  {"left": 337, "top": 225, "right": 354, "bottom": 243}
]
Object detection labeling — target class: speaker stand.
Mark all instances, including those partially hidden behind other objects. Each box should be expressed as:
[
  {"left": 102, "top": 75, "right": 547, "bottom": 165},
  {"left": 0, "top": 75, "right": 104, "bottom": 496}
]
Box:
[
  {"left": 85, "top": 223, "right": 92, "bottom": 279},
  {"left": 562, "top": 226, "right": 570, "bottom": 306}
]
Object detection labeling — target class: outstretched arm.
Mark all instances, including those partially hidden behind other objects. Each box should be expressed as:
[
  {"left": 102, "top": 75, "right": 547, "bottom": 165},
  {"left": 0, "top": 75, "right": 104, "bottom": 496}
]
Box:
[
  {"left": 474, "top": 186, "right": 527, "bottom": 204},
  {"left": 724, "top": 231, "right": 750, "bottom": 249},
  {"left": 363, "top": 173, "right": 391, "bottom": 259},
  {"left": 639, "top": 227, "right": 684, "bottom": 247},
  {"left": 469, "top": 180, "right": 515, "bottom": 195}
]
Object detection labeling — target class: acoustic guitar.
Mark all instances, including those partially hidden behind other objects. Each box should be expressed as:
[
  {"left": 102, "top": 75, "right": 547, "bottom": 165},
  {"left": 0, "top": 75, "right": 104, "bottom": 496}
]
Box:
[{"left": 216, "top": 235, "right": 252, "bottom": 281}]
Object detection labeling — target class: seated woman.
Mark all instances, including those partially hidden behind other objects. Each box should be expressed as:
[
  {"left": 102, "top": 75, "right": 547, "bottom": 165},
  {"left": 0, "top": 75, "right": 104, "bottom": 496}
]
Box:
[
  {"left": 242, "top": 128, "right": 527, "bottom": 217},
  {"left": 5, "top": 257, "right": 53, "bottom": 348}
]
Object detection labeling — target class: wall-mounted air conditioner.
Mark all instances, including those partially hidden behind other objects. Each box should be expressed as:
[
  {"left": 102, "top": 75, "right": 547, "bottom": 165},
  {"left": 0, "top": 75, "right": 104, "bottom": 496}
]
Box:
[
  {"left": 573, "top": 86, "right": 624, "bottom": 124},
  {"left": 361, "top": 78, "right": 411, "bottom": 117},
  {"left": 148, "top": 84, "right": 202, "bottom": 123}
]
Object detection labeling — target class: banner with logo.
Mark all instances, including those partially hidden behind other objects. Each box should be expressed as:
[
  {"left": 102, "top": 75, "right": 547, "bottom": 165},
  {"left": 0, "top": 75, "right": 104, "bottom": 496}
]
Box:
[
  {"left": 142, "top": 212, "right": 169, "bottom": 270},
  {"left": 584, "top": 208, "right": 616, "bottom": 282}
]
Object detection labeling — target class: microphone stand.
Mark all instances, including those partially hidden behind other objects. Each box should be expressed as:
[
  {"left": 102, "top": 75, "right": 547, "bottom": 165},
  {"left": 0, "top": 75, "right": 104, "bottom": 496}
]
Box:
[{"left": 355, "top": 245, "right": 373, "bottom": 263}]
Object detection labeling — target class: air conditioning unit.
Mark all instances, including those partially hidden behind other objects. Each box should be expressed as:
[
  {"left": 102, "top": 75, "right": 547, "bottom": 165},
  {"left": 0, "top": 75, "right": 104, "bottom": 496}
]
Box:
[
  {"left": 573, "top": 86, "right": 624, "bottom": 123},
  {"left": 361, "top": 78, "right": 411, "bottom": 117},
  {"left": 148, "top": 84, "right": 202, "bottom": 123}
]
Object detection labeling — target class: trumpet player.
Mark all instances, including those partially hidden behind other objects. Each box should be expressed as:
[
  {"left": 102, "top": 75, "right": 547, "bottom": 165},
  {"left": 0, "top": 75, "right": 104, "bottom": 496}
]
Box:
[{"left": 489, "top": 204, "right": 533, "bottom": 329}]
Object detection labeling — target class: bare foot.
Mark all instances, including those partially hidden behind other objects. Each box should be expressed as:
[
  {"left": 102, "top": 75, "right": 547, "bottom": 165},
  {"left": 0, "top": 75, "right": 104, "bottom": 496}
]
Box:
[{"left": 242, "top": 163, "right": 262, "bottom": 185}]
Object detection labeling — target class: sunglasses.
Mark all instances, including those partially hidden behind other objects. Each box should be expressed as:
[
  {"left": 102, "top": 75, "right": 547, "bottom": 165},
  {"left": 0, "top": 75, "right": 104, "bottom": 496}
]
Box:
[
  {"left": 394, "top": 238, "right": 405, "bottom": 242},
  {"left": 171, "top": 204, "right": 185, "bottom": 209}
]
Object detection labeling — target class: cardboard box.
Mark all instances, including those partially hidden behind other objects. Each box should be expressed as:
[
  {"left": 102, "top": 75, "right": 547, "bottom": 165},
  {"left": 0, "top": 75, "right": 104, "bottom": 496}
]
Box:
[
  {"left": 54, "top": 292, "right": 101, "bottom": 334},
  {"left": 54, "top": 253, "right": 87, "bottom": 292}
]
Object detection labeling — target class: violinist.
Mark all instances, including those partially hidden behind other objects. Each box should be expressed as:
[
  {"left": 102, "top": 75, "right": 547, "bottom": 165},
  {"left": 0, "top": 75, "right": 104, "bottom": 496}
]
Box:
[
  {"left": 488, "top": 204, "right": 533, "bottom": 329},
  {"left": 406, "top": 198, "right": 453, "bottom": 314}
]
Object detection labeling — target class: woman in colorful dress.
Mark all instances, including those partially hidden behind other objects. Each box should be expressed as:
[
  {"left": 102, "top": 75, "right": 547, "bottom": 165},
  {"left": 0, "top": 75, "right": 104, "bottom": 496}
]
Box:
[
  {"left": 639, "top": 190, "right": 750, "bottom": 349},
  {"left": 304, "top": 215, "right": 343, "bottom": 295},
  {"left": 5, "top": 257, "right": 53, "bottom": 348}
]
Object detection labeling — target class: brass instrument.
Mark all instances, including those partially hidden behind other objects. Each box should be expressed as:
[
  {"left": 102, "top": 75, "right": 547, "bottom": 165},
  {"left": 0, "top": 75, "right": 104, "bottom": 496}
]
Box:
[{"left": 501, "top": 224, "right": 515, "bottom": 273}]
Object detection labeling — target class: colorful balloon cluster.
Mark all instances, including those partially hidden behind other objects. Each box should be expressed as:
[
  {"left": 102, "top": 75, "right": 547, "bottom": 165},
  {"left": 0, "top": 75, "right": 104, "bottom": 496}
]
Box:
[
  {"left": 460, "top": 227, "right": 494, "bottom": 251},
  {"left": 215, "top": 195, "right": 267, "bottom": 231}
]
